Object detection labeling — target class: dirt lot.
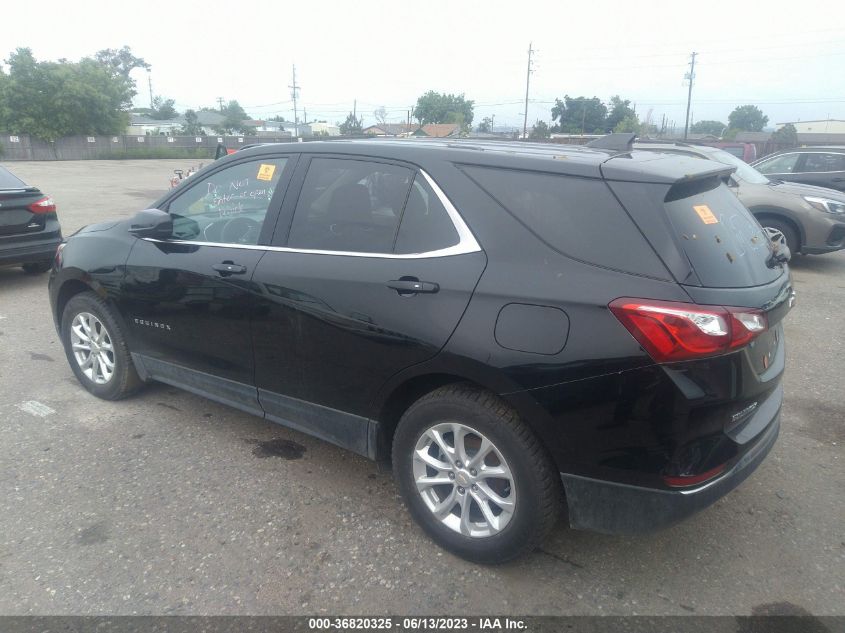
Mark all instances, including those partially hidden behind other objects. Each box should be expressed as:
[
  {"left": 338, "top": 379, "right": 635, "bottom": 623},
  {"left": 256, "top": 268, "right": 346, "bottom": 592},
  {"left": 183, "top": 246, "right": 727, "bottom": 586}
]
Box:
[{"left": 0, "top": 160, "right": 842, "bottom": 616}]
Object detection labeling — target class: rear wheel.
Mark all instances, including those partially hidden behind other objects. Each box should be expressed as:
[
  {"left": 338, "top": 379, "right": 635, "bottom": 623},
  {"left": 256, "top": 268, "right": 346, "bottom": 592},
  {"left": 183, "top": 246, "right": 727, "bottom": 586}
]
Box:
[
  {"left": 21, "top": 261, "right": 52, "bottom": 274},
  {"left": 392, "top": 384, "right": 561, "bottom": 563},
  {"left": 61, "top": 292, "right": 143, "bottom": 400},
  {"left": 759, "top": 218, "right": 799, "bottom": 255}
]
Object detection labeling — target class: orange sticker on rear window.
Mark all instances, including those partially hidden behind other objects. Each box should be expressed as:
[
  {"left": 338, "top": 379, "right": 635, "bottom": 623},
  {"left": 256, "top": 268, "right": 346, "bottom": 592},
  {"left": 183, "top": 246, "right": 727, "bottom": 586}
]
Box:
[
  {"left": 257, "top": 164, "right": 276, "bottom": 181},
  {"left": 693, "top": 204, "right": 719, "bottom": 224}
]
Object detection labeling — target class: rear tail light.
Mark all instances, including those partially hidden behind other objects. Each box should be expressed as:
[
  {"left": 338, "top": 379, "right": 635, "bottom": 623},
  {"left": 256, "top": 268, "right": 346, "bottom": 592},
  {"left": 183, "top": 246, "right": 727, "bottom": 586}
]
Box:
[
  {"left": 28, "top": 196, "right": 56, "bottom": 214},
  {"left": 663, "top": 463, "right": 727, "bottom": 488},
  {"left": 609, "top": 298, "right": 768, "bottom": 362}
]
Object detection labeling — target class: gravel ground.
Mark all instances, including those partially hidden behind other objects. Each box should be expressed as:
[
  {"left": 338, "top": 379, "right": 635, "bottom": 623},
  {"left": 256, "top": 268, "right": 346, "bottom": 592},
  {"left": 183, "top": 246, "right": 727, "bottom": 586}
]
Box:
[{"left": 0, "top": 159, "right": 842, "bottom": 616}]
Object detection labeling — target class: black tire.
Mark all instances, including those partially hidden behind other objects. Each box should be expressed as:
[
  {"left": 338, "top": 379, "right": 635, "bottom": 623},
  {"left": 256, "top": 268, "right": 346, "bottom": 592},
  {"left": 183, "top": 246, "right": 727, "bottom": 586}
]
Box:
[
  {"left": 759, "top": 217, "right": 800, "bottom": 255},
  {"left": 61, "top": 291, "right": 143, "bottom": 400},
  {"left": 21, "top": 261, "right": 52, "bottom": 274},
  {"left": 392, "top": 384, "right": 561, "bottom": 564}
]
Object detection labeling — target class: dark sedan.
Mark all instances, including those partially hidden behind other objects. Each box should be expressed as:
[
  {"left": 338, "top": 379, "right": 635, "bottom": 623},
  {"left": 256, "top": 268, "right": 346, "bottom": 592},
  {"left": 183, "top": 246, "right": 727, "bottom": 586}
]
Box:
[
  {"left": 753, "top": 146, "right": 845, "bottom": 192},
  {"left": 0, "top": 165, "right": 62, "bottom": 273}
]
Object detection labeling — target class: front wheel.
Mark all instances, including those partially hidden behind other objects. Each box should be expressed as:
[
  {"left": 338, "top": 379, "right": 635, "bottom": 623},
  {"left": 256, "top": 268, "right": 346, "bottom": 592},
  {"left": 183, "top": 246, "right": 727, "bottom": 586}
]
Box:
[
  {"left": 392, "top": 384, "right": 561, "bottom": 563},
  {"left": 61, "top": 291, "right": 143, "bottom": 400},
  {"left": 760, "top": 218, "right": 799, "bottom": 255}
]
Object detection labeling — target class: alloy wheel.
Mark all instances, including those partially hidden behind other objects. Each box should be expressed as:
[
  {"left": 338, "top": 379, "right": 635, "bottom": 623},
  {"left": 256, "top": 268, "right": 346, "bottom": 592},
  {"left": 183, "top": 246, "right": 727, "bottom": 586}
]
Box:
[
  {"left": 413, "top": 422, "right": 516, "bottom": 538},
  {"left": 70, "top": 312, "right": 116, "bottom": 385},
  {"left": 764, "top": 226, "right": 787, "bottom": 249}
]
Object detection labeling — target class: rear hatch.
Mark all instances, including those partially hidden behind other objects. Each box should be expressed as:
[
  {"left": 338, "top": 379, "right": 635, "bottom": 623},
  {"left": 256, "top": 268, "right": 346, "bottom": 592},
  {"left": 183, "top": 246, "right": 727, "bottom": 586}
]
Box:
[
  {"left": 604, "top": 153, "right": 792, "bottom": 434},
  {"left": 0, "top": 166, "right": 49, "bottom": 237}
]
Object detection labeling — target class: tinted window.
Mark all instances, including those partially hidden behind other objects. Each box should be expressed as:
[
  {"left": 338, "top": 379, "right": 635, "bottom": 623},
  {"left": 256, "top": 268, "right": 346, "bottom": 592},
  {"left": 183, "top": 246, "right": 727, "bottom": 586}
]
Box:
[
  {"left": 0, "top": 166, "right": 27, "bottom": 189},
  {"left": 663, "top": 178, "right": 780, "bottom": 288},
  {"left": 461, "top": 166, "right": 668, "bottom": 278},
  {"left": 394, "top": 175, "right": 459, "bottom": 254},
  {"left": 288, "top": 158, "right": 412, "bottom": 253},
  {"left": 168, "top": 158, "right": 287, "bottom": 244},
  {"left": 756, "top": 153, "right": 800, "bottom": 174},
  {"left": 802, "top": 153, "right": 845, "bottom": 172}
]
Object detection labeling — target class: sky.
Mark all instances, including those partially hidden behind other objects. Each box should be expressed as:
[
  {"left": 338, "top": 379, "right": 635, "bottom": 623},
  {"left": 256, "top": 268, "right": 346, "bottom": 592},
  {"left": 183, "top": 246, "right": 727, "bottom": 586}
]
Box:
[{"left": 3, "top": 0, "right": 845, "bottom": 131}]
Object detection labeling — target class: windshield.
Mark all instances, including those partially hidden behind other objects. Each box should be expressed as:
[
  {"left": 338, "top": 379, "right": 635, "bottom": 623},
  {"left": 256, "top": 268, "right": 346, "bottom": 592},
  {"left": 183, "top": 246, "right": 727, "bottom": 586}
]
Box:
[{"left": 708, "top": 148, "right": 770, "bottom": 185}]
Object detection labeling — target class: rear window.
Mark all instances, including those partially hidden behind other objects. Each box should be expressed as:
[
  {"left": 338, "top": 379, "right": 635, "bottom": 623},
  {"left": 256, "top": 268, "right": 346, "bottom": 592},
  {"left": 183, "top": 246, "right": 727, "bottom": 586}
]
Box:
[
  {"left": 0, "top": 166, "right": 27, "bottom": 190},
  {"left": 460, "top": 165, "right": 669, "bottom": 279},
  {"left": 663, "top": 177, "right": 781, "bottom": 288}
]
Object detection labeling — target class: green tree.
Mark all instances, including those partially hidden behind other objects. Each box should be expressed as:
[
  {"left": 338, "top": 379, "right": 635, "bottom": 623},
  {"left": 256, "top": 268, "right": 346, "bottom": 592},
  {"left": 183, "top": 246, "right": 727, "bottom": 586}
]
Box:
[
  {"left": 691, "top": 120, "right": 726, "bottom": 136},
  {"left": 771, "top": 123, "right": 798, "bottom": 146},
  {"left": 214, "top": 100, "right": 253, "bottom": 134},
  {"left": 180, "top": 109, "right": 202, "bottom": 135},
  {"left": 338, "top": 112, "right": 363, "bottom": 135},
  {"left": 93, "top": 46, "right": 150, "bottom": 109},
  {"left": 150, "top": 96, "right": 178, "bottom": 119},
  {"left": 604, "top": 96, "right": 636, "bottom": 132},
  {"left": 0, "top": 48, "right": 132, "bottom": 141},
  {"left": 613, "top": 113, "right": 641, "bottom": 133},
  {"left": 476, "top": 116, "right": 492, "bottom": 133},
  {"left": 413, "top": 91, "right": 474, "bottom": 128},
  {"left": 551, "top": 96, "right": 607, "bottom": 134},
  {"left": 269, "top": 115, "right": 286, "bottom": 122},
  {"left": 728, "top": 105, "right": 769, "bottom": 132},
  {"left": 529, "top": 120, "right": 551, "bottom": 139}
]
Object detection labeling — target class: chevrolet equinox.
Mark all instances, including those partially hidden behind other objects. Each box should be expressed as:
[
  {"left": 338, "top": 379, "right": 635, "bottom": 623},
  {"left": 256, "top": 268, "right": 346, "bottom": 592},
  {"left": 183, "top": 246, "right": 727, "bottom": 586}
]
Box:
[{"left": 49, "top": 137, "right": 793, "bottom": 563}]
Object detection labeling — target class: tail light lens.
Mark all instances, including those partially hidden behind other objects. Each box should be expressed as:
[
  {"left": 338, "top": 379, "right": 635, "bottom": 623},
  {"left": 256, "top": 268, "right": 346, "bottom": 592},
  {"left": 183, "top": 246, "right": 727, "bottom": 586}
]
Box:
[
  {"left": 609, "top": 298, "right": 768, "bottom": 362},
  {"left": 663, "top": 463, "right": 727, "bottom": 487},
  {"left": 28, "top": 196, "right": 56, "bottom": 214}
]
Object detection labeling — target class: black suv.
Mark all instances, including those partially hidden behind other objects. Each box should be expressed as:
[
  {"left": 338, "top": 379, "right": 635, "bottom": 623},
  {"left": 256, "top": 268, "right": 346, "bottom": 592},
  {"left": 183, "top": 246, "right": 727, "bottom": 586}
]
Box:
[
  {"left": 49, "top": 138, "right": 792, "bottom": 563},
  {"left": 1, "top": 165, "right": 62, "bottom": 273}
]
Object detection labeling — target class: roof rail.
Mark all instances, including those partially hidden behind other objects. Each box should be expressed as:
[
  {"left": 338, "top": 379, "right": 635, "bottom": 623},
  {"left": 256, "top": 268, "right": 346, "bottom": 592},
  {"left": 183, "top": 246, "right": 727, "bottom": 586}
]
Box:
[{"left": 586, "top": 133, "right": 636, "bottom": 152}]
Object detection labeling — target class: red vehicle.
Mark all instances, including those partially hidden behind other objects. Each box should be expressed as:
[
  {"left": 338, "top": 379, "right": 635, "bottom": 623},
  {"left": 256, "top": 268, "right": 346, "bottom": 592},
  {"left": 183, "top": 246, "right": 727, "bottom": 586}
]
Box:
[{"left": 694, "top": 141, "right": 757, "bottom": 163}]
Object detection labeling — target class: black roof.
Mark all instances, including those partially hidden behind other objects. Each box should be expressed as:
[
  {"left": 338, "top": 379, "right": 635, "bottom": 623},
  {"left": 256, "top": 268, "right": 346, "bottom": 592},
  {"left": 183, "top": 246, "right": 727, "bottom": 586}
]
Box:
[{"left": 232, "top": 138, "right": 732, "bottom": 185}]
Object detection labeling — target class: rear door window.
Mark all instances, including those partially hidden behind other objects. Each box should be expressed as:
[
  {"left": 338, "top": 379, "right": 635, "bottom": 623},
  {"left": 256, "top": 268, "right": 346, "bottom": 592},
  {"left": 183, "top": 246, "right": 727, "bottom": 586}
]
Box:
[
  {"left": 394, "top": 175, "right": 459, "bottom": 254},
  {"left": 802, "top": 153, "right": 845, "bottom": 172},
  {"left": 287, "top": 158, "right": 412, "bottom": 253},
  {"left": 662, "top": 177, "right": 781, "bottom": 288},
  {"left": 460, "top": 165, "right": 669, "bottom": 279}
]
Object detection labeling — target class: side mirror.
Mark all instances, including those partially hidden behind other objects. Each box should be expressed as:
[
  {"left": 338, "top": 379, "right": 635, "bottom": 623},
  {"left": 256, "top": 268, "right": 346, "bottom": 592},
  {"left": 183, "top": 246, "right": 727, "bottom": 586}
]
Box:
[{"left": 128, "top": 209, "right": 172, "bottom": 240}]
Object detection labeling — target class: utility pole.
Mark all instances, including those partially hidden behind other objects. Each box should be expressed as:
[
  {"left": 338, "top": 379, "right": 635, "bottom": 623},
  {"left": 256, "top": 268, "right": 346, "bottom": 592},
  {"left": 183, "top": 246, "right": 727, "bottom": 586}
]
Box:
[
  {"left": 353, "top": 99, "right": 357, "bottom": 119},
  {"left": 217, "top": 97, "right": 224, "bottom": 112},
  {"left": 491, "top": 114, "right": 495, "bottom": 133},
  {"left": 147, "top": 71, "right": 154, "bottom": 109},
  {"left": 683, "top": 51, "right": 697, "bottom": 140},
  {"left": 522, "top": 42, "right": 534, "bottom": 139},
  {"left": 289, "top": 65, "right": 300, "bottom": 137}
]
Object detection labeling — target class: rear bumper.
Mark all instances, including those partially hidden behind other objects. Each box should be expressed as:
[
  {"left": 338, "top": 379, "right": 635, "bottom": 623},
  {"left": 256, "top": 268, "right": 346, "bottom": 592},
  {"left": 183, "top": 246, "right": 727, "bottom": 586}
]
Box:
[
  {"left": 0, "top": 235, "right": 62, "bottom": 266},
  {"left": 560, "top": 413, "right": 780, "bottom": 534}
]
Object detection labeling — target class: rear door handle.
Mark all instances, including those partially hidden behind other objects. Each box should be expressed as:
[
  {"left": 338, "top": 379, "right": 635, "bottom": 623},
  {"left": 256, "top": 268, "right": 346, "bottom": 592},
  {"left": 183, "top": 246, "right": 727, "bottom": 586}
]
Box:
[
  {"left": 212, "top": 262, "right": 247, "bottom": 275},
  {"left": 387, "top": 279, "right": 439, "bottom": 294}
]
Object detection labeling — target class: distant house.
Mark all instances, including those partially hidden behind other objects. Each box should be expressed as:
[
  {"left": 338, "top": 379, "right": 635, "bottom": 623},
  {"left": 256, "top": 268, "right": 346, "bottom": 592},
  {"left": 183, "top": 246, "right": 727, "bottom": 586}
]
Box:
[
  {"left": 775, "top": 119, "right": 845, "bottom": 146},
  {"left": 414, "top": 123, "right": 461, "bottom": 138},
  {"left": 363, "top": 123, "right": 420, "bottom": 137},
  {"left": 777, "top": 119, "right": 845, "bottom": 134},
  {"left": 303, "top": 122, "right": 339, "bottom": 136},
  {"left": 734, "top": 131, "right": 772, "bottom": 143},
  {"left": 126, "top": 114, "right": 181, "bottom": 136}
]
